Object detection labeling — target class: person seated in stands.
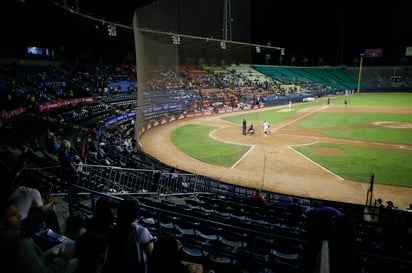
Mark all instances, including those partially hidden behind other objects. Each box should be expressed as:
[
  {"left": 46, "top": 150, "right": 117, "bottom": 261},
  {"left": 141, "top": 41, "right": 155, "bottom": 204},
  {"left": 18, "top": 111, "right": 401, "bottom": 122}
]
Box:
[
  {"left": 107, "top": 198, "right": 154, "bottom": 273},
  {"left": 386, "top": 200, "right": 397, "bottom": 209},
  {"left": 0, "top": 199, "right": 71, "bottom": 273},
  {"left": 376, "top": 198, "right": 385, "bottom": 208},
  {"left": 97, "top": 142, "right": 112, "bottom": 166},
  {"left": 87, "top": 196, "right": 118, "bottom": 237},
  {"left": 97, "top": 143, "right": 106, "bottom": 161},
  {"left": 248, "top": 188, "right": 269, "bottom": 207},
  {"left": 85, "top": 143, "right": 98, "bottom": 163},
  {"left": 8, "top": 172, "right": 62, "bottom": 234},
  {"left": 66, "top": 231, "right": 110, "bottom": 273},
  {"left": 74, "top": 155, "right": 85, "bottom": 174},
  {"left": 48, "top": 133, "right": 62, "bottom": 155},
  {"left": 247, "top": 124, "right": 255, "bottom": 135}
]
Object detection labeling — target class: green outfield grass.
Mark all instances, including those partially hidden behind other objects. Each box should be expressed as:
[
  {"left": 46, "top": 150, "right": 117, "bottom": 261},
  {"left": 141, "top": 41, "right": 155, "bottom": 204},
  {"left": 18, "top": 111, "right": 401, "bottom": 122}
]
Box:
[
  {"left": 171, "top": 124, "right": 251, "bottom": 167},
  {"left": 297, "top": 113, "right": 412, "bottom": 145},
  {"left": 171, "top": 93, "right": 412, "bottom": 186},
  {"left": 293, "top": 142, "right": 412, "bottom": 186},
  {"left": 328, "top": 92, "right": 412, "bottom": 106}
]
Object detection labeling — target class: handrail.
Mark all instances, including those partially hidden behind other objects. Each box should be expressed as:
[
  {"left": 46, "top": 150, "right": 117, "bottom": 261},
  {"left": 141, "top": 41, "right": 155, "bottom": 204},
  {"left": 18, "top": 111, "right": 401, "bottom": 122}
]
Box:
[{"left": 319, "top": 240, "right": 330, "bottom": 273}]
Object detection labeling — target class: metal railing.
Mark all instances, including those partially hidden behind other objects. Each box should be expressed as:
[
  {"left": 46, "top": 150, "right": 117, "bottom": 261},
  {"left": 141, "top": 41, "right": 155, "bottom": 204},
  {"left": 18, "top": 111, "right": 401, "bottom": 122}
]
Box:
[{"left": 76, "top": 164, "right": 213, "bottom": 197}]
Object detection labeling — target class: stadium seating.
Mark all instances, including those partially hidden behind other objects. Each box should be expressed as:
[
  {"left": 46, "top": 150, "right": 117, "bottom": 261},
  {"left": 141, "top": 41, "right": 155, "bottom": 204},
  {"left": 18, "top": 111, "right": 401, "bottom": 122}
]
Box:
[{"left": 1, "top": 61, "right": 412, "bottom": 273}]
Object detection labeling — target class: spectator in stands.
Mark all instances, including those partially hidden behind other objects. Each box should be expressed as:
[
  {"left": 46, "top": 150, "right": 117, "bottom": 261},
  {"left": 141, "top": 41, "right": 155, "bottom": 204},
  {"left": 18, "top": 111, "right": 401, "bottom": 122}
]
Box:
[
  {"left": 97, "top": 142, "right": 112, "bottom": 166},
  {"left": 48, "top": 133, "right": 61, "bottom": 155},
  {"left": 148, "top": 235, "right": 190, "bottom": 273},
  {"left": 386, "top": 200, "right": 396, "bottom": 209},
  {"left": 57, "top": 140, "right": 78, "bottom": 185},
  {"left": 8, "top": 173, "right": 61, "bottom": 234},
  {"left": 107, "top": 198, "right": 154, "bottom": 273},
  {"left": 301, "top": 205, "right": 356, "bottom": 273},
  {"left": 87, "top": 197, "right": 117, "bottom": 237},
  {"left": 248, "top": 189, "right": 269, "bottom": 207},
  {"left": 376, "top": 198, "right": 385, "bottom": 208},
  {"left": 57, "top": 140, "right": 79, "bottom": 213},
  {"left": 66, "top": 231, "right": 110, "bottom": 273},
  {"left": 81, "top": 144, "right": 91, "bottom": 164},
  {"left": 169, "top": 168, "right": 179, "bottom": 184},
  {"left": 85, "top": 143, "right": 98, "bottom": 162},
  {"left": 0, "top": 199, "right": 71, "bottom": 273},
  {"left": 97, "top": 143, "right": 107, "bottom": 161}
]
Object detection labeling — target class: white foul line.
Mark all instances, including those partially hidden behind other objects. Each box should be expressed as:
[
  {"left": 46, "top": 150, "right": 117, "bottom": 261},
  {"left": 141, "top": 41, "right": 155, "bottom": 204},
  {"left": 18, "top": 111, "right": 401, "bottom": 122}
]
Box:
[{"left": 289, "top": 142, "right": 345, "bottom": 180}]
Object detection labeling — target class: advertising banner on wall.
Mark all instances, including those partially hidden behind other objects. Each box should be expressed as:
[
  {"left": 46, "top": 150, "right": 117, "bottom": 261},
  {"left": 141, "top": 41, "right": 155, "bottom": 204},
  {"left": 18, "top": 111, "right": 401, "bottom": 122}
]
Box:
[{"left": 364, "top": 48, "right": 383, "bottom": 58}]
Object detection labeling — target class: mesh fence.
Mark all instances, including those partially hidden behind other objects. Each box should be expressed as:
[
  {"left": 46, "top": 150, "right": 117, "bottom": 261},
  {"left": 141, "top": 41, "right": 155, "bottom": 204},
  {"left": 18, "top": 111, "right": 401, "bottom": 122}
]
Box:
[{"left": 132, "top": 0, "right": 283, "bottom": 144}]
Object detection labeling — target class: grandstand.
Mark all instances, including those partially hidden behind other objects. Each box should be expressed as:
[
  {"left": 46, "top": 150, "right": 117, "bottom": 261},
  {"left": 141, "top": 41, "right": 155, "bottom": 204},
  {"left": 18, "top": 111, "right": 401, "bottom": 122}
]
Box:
[{"left": 1, "top": 58, "right": 412, "bottom": 273}]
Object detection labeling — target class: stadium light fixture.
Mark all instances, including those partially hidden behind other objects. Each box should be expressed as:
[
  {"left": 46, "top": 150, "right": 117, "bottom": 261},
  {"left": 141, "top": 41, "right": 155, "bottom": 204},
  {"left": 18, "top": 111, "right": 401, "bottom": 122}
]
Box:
[
  {"left": 107, "top": 24, "right": 117, "bottom": 36},
  {"left": 172, "top": 35, "right": 181, "bottom": 45},
  {"left": 220, "top": 41, "right": 227, "bottom": 49},
  {"left": 50, "top": 1, "right": 286, "bottom": 56}
]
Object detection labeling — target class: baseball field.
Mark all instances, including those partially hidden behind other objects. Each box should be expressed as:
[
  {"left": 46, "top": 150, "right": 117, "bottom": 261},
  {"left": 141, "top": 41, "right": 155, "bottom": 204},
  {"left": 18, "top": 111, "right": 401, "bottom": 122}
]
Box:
[{"left": 141, "top": 93, "right": 412, "bottom": 209}]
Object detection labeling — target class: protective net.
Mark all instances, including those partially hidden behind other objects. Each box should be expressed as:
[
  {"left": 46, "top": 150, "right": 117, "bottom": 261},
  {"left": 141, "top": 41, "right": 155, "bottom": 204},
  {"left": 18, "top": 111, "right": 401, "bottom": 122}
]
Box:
[{"left": 132, "top": 0, "right": 283, "bottom": 148}]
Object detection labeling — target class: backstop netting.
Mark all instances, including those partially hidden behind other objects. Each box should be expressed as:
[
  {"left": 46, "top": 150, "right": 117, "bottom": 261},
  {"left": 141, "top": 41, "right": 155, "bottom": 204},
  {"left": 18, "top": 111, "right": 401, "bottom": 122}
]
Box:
[{"left": 132, "top": 0, "right": 282, "bottom": 149}]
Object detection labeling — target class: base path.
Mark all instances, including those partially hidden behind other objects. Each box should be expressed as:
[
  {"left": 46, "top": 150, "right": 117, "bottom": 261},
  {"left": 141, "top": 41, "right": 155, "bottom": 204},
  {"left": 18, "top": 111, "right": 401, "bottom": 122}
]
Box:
[{"left": 141, "top": 103, "right": 412, "bottom": 209}]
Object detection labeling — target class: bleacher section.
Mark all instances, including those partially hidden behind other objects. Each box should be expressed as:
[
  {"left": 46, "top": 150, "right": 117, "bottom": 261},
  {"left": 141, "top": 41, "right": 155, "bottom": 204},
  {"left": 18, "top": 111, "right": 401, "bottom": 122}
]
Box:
[
  {"left": 59, "top": 164, "right": 412, "bottom": 273},
  {"left": 253, "top": 65, "right": 361, "bottom": 91}
]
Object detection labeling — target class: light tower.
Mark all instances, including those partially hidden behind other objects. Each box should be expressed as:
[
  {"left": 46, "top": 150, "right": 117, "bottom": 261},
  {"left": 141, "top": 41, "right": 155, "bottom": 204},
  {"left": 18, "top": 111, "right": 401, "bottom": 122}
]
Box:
[
  {"left": 357, "top": 53, "right": 365, "bottom": 93},
  {"left": 222, "top": 0, "right": 232, "bottom": 41}
]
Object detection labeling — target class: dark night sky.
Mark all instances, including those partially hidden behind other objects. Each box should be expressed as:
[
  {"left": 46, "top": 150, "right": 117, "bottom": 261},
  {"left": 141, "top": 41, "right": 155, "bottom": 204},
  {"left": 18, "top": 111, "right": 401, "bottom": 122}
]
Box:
[
  {"left": 1, "top": 0, "right": 411, "bottom": 66},
  {"left": 251, "top": 1, "right": 411, "bottom": 66}
]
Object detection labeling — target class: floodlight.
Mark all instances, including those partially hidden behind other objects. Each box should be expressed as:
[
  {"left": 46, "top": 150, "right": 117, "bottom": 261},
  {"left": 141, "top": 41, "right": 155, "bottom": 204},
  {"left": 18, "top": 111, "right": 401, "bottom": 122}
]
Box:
[
  {"left": 172, "top": 35, "right": 181, "bottom": 45},
  {"left": 220, "top": 41, "right": 226, "bottom": 49},
  {"left": 107, "top": 24, "right": 117, "bottom": 36}
]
